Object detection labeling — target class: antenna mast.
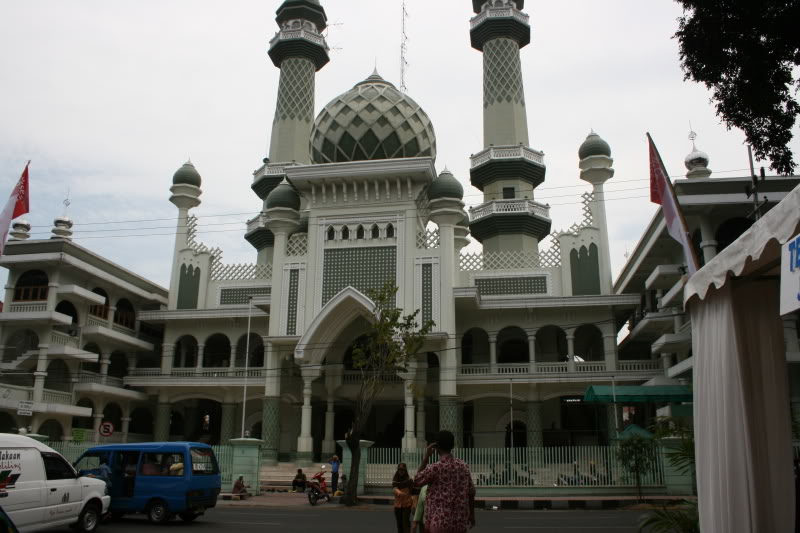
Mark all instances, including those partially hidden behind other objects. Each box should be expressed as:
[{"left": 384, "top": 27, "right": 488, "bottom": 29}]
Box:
[{"left": 400, "top": 0, "right": 409, "bottom": 93}]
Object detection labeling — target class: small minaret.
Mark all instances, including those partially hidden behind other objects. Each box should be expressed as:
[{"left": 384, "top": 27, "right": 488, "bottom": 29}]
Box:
[
  {"left": 247, "top": 0, "right": 330, "bottom": 261},
  {"left": 578, "top": 132, "right": 615, "bottom": 294},
  {"left": 684, "top": 133, "right": 712, "bottom": 179},
  {"left": 9, "top": 220, "right": 31, "bottom": 240},
  {"left": 467, "top": 0, "right": 550, "bottom": 254},
  {"left": 168, "top": 161, "right": 202, "bottom": 303}
]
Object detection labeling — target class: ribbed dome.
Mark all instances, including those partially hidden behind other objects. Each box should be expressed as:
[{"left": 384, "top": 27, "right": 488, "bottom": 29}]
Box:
[
  {"left": 172, "top": 161, "right": 202, "bottom": 187},
  {"left": 428, "top": 169, "right": 464, "bottom": 200},
  {"left": 310, "top": 71, "right": 437, "bottom": 164},
  {"left": 266, "top": 180, "right": 301, "bottom": 210},
  {"left": 578, "top": 132, "right": 611, "bottom": 160},
  {"left": 685, "top": 148, "right": 710, "bottom": 171}
]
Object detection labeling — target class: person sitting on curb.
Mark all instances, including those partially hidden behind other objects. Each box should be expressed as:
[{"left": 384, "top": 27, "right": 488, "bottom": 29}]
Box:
[
  {"left": 232, "top": 476, "right": 250, "bottom": 498},
  {"left": 292, "top": 469, "right": 307, "bottom": 492}
]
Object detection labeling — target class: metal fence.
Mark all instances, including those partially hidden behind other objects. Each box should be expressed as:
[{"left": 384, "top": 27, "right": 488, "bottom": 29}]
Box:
[
  {"left": 46, "top": 441, "right": 234, "bottom": 486},
  {"left": 367, "top": 446, "right": 665, "bottom": 488}
]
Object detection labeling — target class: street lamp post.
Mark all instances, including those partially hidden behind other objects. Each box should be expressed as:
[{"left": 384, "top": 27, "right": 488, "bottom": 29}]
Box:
[{"left": 241, "top": 297, "right": 253, "bottom": 438}]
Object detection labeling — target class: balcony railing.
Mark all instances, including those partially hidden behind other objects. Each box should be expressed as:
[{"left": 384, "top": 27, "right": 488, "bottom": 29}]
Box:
[
  {"left": 77, "top": 371, "right": 124, "bottom": 388},
  {"left": 42, "top": 389, "right": 72, "bottom": 404},
  {"left": 470, "top": 145, "right": 544, "bottom": 168},
  {"left": 342, "top": 371, "right": 402, "bottom": 384},
  {"left": 127, "top": 368, "right": 266, "bottom": 379},
  {"left": 618, "top": 360, "right": 662, "bottom": 372},
  {"left": 470, "top": 6, "right": 530, "bottom": 30},
  {"left": 469, "top": 199, "right": 550, "bottom": 222},
  {"left": 269, "top": 28, "right": 327, "bottom": 48},
  {"left": 50, "top": 330, "right": 80, "bottom": 348},
  {"left": 246, "top": 215, "right": 267, "bottom": 234},
  {"left": 8, "top": 302, "right": 47, "bottom": 313}
]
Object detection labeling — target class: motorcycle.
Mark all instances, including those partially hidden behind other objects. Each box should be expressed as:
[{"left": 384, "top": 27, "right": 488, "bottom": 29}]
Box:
[{"left": 306, "top": 467, "right": 331, "bottom": 505}]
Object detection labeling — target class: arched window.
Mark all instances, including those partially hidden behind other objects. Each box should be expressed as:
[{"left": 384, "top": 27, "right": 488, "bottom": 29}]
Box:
[
  {"left": 236, "top": 333, "right": 264, "bottom": 368},
  {"left": 73, "top": 399, "right": 95, "bottom": 429},
  {"left": 371, "top": 225, "right": 380, "bottom": 239},
  {"left": 536, "top": 325, "right": 568, "bottom": 363},
  {"left": 103, "top": 402, "right": 123, "bottom": 429},
  {"left": 174, "top": 336, "right": 198, "bottom": 368},
  {"left": 715, "top": 217, "right": 754, "bottom": 253},
  {"left": 356, "top": 225, "right": 365, "bottom": 240},
  {"left": 204, "top": 333, "right": 231, "bottom": 367},
  {"left": 55, "top": 300, "right": 79, "bottom": 326},
  {"left": 386, "top": 224, "right": 395, "bottom": 238},
  {"left": 129, "top": 408, "right": 153, "bottom": 435},
  {"left": 327, "top": 226, "right": 336, "bottom": 241},
  {"left": 38, "top": 419, "right": 64, "bottom": 441},
  {"left": 14, "top": 270, "right": 48, "bottom": 301},
  {"left": 574, "top": 324, "right": 604, "bottom": 362},
  {"left": 461, "top": 328, "right": 490, "bottom": 365},
  {"left": 45, "top": 359, "right": 71, "bottom": 392},
  {"left": 341, "top": 226, "right": 350, "bottom": 240},
  {"left": 497, "top": 326, "right": 529, "bottom": 364},
  {"left": 114, "top": 299, "right": 136, "bottom": 329},
  {"left": 108, "top": 352, "right": 128, "bottom": 378},
  {"left": 81, "top": 343, "right": 101, "bottom": 374},
  {"left": 89, "top": 288, "right": 109, "bottom": 319}
]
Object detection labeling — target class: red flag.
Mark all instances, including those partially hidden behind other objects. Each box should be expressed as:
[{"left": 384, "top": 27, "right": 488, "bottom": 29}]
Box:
[
  {"left": 648, "top": 135, "right": 700, "bottom": 275},
  {"left": 0, "top": 162, "right": 31, "bottom": 256}
]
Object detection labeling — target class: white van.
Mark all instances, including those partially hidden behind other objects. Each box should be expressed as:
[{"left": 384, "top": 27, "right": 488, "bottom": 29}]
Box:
[{"left": 0, "top": 434, "right": 110, "bottom": 532}]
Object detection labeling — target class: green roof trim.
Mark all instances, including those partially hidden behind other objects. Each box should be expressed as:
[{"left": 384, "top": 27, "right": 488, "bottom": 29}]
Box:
[{"left": 583, "top": 385, "right": 692, "bottom": 403}]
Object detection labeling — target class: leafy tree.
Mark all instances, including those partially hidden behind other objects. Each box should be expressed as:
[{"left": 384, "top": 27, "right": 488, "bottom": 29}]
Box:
[
  {"left": 639, "top": 501, "right": 700, "bottom": 533},
  {"left": 342, "top": 283, "right": 434, "bottom": 506},
  {"left": 673, "top": 0, "right": 800, "bottom": 175},
  {"left": 616, "top": 434, "right": 657, "bottom": 502}
]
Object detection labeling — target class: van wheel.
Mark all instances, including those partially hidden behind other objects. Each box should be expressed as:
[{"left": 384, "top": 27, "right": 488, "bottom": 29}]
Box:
[
  {"left": 146, "top": 500, "right": 170, "bottom": 524},
  {"left": 74, "top": 502, "right": 101, "bottom": 532},
  {"left": 179, "top": 512, "right": 198, "bottom": 522}
]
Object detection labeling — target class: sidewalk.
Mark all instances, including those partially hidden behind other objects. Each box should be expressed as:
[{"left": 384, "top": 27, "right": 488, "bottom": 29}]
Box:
[{"left": 216, "top": 492, "right": 316, "bottom": 508}]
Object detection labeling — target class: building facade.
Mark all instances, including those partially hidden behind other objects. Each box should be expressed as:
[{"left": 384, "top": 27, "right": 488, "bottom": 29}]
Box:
[{"left": 0, "top": 0, "right": 668, "bottom": 463}]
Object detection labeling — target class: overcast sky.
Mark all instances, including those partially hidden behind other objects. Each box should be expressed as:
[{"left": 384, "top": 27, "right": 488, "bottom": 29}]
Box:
[{"left": 1, "top": 0, "right": 798, "bottom": 291}]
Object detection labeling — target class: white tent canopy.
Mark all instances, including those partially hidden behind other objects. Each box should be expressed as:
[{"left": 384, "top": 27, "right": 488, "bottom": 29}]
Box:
[{"left": 685, "top": 184, "right": 800, "bottom": 533}]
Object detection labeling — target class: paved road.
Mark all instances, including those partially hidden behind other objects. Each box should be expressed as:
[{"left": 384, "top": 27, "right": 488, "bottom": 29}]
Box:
[{"left": 49, "top": 507, "right": 651, "bottom": 532}]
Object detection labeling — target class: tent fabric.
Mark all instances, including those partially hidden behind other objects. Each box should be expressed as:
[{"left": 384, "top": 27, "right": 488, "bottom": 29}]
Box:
[
  {"left": 583, "top": 385, "right": 692, "bottom": 403},
  {"left": 684, "top": 184, "right": 800, "bottom": 305},
  {"left": 683, "top": 184, "right": 798, "bottom": 532},
  {"left": 690, "top": 280, "right": 793, "bottom": 533}
]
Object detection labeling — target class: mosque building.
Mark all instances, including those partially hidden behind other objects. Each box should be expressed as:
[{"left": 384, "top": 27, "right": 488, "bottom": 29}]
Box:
[{"left": 0, "top": 0, "right": 677, "bottom": 462}]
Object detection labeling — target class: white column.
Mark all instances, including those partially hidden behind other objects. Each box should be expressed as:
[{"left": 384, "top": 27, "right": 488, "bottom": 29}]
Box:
[
  {"left": 196, "top": 344, "right": 205, "bottom": 370},
  {"left": 296, "top": 377, "right": 314, "bottom": 459},
  {"left": 322, "top": 398, "right": 335, "bottom": 455},
  {"left": 99, "top": 352, "right": 111, "bottom": 385},
  {"left": 32, "top": 347, "right": 49, "bottom": 403},
  {"left": 416, "top": 401, "right": 426, "bottom": 445},
  {"left": 526, "top": 329, "right": 537, "bottom": 373},
  {"left": 604, "top": 334, "right": 618, "bottom": 372},
  {"left": 160, "top": 344, "right": 174, "bottom": 374},
  {"left": 698, "top": 217, "right": 718, "bottom": 264},
  {"left": 121, "top": 417, "right": 131, "bottom": 443},
  {"left": 93, "top": 412, "right": 104, "bottom": 441},
  {"left": 489, "top": 334, "right": 498, "bottom": 372},
  {"left": 402, "top": 380, "right": 416, "bottom": 450},
  {"left": 566, "top": 331, "right": 576, "bottom": 372}
]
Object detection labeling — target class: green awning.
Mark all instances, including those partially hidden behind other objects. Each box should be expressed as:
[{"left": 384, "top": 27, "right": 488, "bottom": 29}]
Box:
[{"left": 583, "top": 385, "right": 692, "bottom": 403}]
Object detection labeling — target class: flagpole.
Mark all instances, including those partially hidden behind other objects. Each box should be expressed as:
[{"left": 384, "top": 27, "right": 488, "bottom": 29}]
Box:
[{"left": 646, "top": 132, "right": 701, "bottom": 273}]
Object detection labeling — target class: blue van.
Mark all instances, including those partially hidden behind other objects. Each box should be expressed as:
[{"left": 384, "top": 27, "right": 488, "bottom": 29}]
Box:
[{"left": 74, "top": 442, "right": 221, "bottom": 524}]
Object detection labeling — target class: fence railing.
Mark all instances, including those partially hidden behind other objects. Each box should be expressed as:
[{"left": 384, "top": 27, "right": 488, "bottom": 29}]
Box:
[{"left": 367, "top": 446, "right": 665, "bottom": 488}]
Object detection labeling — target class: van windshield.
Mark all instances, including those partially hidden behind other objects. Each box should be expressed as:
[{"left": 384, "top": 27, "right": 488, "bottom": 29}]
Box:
[
  {"left": 75, "top": 452, "right": 106, "bottom": 474},
  {"left": 190, "top": 448, "right": 218, "bottom": 475}
]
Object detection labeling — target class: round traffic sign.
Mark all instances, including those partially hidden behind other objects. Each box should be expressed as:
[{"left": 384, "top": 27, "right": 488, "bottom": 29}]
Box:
[{"left": 99, "top": 421, "right": 114, "bottom": 437}]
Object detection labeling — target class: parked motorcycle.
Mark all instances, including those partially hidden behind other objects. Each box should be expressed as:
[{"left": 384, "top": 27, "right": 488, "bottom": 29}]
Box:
[{"left": 307, "top": 467, "right": 331, "bottom": 505}]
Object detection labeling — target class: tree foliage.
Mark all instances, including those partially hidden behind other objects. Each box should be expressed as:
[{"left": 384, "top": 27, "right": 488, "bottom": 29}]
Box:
[
  {"left": 616, "top": 435, "right": 657, "bottom": 502},
  {"left": 638, "top": 501, "right": 700, "bottom": 533},
  {"left": 673, "top": 0, "right": 800, "bottom": 174},
  {"left": 342, "top": 283, "right": 434, "bottom": 506}
]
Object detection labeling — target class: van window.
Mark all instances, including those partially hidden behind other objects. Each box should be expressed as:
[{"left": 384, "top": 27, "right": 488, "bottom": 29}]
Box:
[
  {"left": 75, "top": 452, "right": 107, "bottom": 473},
  {"left": 139, "top": 453, "right": 184, "bottom": 476},
  {"left": 41, "top": 452, "right": 76, "bottom": 480},
  {"left": 189, "top": 448, "right": 218, "bottom": 475}
]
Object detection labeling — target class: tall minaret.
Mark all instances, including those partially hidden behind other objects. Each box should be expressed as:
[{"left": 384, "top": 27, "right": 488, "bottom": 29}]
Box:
[
  {"left": 247, "top": 0, "right": 330, "bottom": 261},
  {"left": 467, "top": 0, "right": 550, "bottom": 254}
]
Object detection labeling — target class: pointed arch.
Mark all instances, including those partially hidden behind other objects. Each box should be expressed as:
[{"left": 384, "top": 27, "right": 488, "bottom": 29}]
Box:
[{"left": 295, "top": 287, "right": 376, "bottom": 365}]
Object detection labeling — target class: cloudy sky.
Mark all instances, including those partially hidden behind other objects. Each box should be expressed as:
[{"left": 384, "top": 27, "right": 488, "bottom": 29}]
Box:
[{"left": 1, "top": 0, "right": 798, "bottom": 290}]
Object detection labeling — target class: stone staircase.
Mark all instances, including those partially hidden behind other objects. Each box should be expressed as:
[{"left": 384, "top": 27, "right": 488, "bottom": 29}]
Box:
[
  {"left": 259, "top": 461, "right": 334, "bottom": 493},
  {"left": 0, "top": 351, "right": 36, "bottom": 371}
]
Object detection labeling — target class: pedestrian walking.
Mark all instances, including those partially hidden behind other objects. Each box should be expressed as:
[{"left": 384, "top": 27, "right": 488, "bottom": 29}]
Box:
[
  {"left": 413, "top": 430, "right": 476, "bottom": 533},
  {"left": 328, "top": 455, "right": 341, "bottom": 493},
  {"left": 393, "top": 463, "right": 414, "bottom": 533},
  {"left": 411, "top": 484, "right": 428, "bottom": 533}
]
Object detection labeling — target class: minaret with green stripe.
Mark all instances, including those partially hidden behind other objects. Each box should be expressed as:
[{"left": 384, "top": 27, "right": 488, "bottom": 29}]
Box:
[
  {"left": 468, "top": 0, "right": 551, "bottom": 253},
  {"left": 246, "top": 0, "right": 330, "bottom": 259}
]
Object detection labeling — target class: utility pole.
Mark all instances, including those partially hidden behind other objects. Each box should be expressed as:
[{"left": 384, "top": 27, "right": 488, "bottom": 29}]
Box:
[{"left": 745, "top": 145, "right": 768, "bottom": 220}]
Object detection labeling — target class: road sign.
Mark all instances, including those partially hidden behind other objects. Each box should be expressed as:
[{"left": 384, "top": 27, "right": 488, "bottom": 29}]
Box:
[
  {"left": 98, "top": 422, "right": 114, "bottom": 438},
  {"left": 17, "top": 400, "right": 33, "bottom": 416},
  {"left": 72, "top": 428, "right": 87, "bottom": 443}
]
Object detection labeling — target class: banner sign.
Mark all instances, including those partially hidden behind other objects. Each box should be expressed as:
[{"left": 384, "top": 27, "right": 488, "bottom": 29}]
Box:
[{"left": 781, "top": 233, "right": 800, "bottom": 316}]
